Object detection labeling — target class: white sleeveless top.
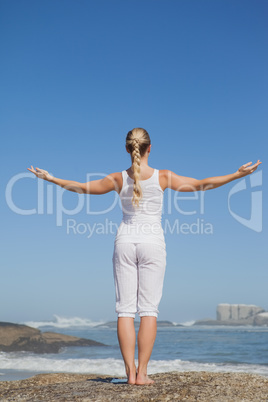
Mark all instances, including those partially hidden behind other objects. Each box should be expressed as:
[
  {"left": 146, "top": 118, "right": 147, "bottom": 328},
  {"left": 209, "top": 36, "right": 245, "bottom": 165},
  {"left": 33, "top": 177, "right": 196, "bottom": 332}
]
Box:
[{"left": 114, "top": 168, "right": 166, "bottom": 248}]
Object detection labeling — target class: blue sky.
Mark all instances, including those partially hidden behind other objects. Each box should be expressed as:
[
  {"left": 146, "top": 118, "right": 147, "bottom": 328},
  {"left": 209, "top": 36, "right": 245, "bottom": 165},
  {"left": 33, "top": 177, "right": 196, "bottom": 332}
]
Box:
[{"left": 1, "top": 0, "right": 267, "bottom": 324}]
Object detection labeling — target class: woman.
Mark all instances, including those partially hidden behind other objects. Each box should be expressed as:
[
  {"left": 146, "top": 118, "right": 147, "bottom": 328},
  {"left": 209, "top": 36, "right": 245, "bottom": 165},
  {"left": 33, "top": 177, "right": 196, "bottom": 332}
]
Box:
[{"left": 28, "top": 128, "right": 261, "bottom": 385}]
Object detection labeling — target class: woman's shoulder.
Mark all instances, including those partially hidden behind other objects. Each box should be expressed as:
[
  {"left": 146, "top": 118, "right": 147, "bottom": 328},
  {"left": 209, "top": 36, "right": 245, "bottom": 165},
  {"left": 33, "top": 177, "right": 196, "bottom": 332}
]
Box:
[
  {"left": 158, "top": 170, "right": 173, "bottom": 192},
  {"left": 158, "top": 169, "right": 170, "bottom": 175},
  {"left": 158, "top": 169, "right": 172, "bottom": 180},
  {"left": 107, "top": 171, "right": 123, "bottom": 194}
]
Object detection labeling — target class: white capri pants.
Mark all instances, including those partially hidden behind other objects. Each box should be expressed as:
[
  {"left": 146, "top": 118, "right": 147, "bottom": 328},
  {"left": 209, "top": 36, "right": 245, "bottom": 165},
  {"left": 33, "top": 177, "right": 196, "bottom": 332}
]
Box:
[{"left": 112, "top": 242, "right": 167, "bottom": 318}]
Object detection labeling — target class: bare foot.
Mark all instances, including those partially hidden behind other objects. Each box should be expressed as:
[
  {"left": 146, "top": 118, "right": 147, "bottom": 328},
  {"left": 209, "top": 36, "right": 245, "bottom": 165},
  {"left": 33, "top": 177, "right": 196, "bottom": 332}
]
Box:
[
  {"left": 135, "top": 373, "right": 155, "bottom": 385},
  {"left": 126, "top": 364, "right": 136, "bottom": 385}
]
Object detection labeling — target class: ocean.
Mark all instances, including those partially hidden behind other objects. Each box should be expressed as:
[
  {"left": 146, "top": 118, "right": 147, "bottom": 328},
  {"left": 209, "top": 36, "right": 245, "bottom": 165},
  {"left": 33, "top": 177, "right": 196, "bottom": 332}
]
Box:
[{"left": 1, "top": 316, "right": 268, "bottom": 382}]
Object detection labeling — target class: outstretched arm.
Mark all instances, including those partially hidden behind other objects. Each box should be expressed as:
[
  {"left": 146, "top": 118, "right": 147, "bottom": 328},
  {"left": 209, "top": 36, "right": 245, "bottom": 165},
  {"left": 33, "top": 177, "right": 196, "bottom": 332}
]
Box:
[
  {"left": 162, "top": 160, "right": 262, "bottom": 192},
  {"left": 27, "top": 166, "right": 120, "bottom": 194}
]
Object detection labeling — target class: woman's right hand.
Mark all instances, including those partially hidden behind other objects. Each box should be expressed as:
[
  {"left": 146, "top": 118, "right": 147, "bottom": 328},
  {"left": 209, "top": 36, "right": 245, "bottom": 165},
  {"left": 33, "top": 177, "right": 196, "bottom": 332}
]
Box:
[
  {"left": 236, "top": 160, "right": 262, "bottom": 178},
  {"left": 27, "top": 166, "right": 53, "bottom": 181}
]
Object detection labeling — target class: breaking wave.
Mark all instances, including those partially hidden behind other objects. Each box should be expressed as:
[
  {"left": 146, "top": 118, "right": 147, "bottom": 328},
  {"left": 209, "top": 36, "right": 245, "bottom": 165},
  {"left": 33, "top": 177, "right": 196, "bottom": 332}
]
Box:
[{"left": 23, "top": 315, "right": 105, "bottom": 329}]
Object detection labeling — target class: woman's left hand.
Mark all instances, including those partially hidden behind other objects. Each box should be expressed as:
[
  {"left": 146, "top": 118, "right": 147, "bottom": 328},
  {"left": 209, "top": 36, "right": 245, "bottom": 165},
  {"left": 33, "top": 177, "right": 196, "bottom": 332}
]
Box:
[{"left": 27, "top": 166, "right": 53, "bottom": 181}]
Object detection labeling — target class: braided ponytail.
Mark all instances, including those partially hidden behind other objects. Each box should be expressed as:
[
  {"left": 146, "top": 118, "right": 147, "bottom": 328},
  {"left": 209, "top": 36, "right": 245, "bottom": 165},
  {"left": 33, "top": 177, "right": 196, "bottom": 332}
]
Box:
[
  {"left": 125, "top": 128, "right": 151, "bottom": 207},
  {"left": 132, "top": 137, "right": 142, "bottom": 207}
]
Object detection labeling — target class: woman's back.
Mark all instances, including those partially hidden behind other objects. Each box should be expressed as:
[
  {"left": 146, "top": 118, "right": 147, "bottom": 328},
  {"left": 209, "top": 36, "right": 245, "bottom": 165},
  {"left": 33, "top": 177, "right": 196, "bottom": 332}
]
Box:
[
  {"left": 114, "top": 167, "right": 166, "bottom": 247},
  {"left": 125, "top": 165, "right": 155, "bottom": 181},
  {"left": 115, "top": 167, "right": 166, "bottom": 194}
]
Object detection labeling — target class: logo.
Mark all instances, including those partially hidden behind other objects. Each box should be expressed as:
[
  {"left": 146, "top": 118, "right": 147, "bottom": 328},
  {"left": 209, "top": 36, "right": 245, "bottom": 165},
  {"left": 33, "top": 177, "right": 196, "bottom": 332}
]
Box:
[{"left": 228, "top": 171, "right": 262, "bottom": 232}]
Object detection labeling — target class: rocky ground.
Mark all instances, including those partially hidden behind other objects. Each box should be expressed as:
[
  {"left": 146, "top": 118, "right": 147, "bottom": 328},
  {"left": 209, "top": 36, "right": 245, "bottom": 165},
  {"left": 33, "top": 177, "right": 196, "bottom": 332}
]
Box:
[{"left": 0, "top": 371, "right": 267, "bottom": 401}]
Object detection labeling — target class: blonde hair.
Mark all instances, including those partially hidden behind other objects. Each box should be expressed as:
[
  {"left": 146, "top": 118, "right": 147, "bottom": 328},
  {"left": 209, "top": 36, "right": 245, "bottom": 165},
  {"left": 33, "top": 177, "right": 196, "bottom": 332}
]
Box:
[{"left": 126, "top": 128, "right": 151, "bottom": 207}]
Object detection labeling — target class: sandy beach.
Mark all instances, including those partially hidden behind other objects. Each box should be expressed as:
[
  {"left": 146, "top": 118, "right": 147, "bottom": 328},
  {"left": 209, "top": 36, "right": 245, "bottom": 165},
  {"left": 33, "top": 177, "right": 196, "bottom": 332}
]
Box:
[{"left": 0, "top": 371, "right": 267, "bottom": 401}]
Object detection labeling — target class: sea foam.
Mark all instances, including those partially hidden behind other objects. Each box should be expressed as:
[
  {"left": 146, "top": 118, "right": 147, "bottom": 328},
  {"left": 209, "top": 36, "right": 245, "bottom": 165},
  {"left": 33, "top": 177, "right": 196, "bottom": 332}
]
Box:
[{"left": 0, "top": 354, "right": 268, "bottom": 377}]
